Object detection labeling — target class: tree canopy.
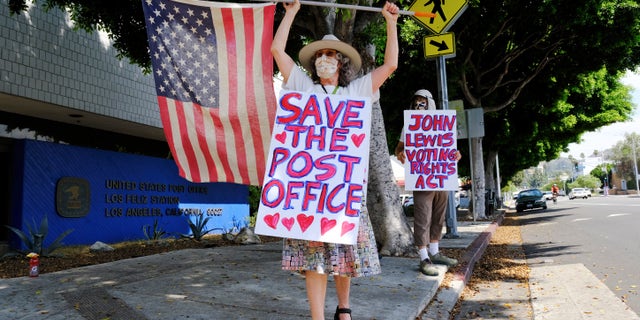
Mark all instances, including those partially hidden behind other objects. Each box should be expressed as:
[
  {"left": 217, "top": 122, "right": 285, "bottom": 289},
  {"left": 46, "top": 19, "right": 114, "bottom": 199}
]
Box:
[
  {"left": 381, "top": 0, "right": 640, "bottom": 184},
  {"left": 9, "top": 0, "right": 639, "bottom": 184}
]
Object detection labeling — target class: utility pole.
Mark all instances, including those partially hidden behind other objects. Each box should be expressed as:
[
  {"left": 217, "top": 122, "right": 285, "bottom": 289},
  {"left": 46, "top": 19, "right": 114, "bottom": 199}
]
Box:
[{"left": 633, "top": 135, "right": 640, "bottom": 196}]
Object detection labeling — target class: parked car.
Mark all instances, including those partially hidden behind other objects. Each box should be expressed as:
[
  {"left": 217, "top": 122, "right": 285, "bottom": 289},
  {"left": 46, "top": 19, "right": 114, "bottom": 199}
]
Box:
[
  {"left": 515, "top": 189, "right": 547, "bottom": 213},
  {"left": 569, "top": 188, "right": 591, "bottom": 199},
  {"left": 542, "top": 191, "right": 554, "bottom": 201}
]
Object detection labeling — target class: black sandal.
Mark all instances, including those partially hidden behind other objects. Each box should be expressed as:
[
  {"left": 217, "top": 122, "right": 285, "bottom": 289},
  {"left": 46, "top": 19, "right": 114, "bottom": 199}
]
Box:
[{"left": 334, "top": 306, "right": 352, "bottom": 320}]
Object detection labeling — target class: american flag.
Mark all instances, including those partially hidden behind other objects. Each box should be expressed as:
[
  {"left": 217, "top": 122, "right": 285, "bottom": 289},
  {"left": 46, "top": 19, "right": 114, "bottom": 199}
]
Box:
[{"left": 142, "top": 0, "right": 276, "bottom": 185}]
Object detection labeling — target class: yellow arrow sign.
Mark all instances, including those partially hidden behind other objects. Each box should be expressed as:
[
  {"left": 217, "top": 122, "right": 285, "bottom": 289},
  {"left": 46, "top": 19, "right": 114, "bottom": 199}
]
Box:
[
  {"left": 424, "top": 33, "right": 455, "bottom": 59},
  {"left": 409, "top": 0, "right": 468, "bottom": 34}
]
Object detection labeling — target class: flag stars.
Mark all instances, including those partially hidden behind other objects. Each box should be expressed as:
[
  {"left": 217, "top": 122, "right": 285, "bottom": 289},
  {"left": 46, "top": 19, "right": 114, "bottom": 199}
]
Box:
[{"left": 146, "top": 0, "right": 223, "bottom": 106}]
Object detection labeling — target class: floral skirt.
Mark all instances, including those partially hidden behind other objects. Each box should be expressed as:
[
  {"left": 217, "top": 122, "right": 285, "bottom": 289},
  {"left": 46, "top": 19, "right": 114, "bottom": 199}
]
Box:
[{"left": 281, "top": 206, "right": 381, "bottom": 277}]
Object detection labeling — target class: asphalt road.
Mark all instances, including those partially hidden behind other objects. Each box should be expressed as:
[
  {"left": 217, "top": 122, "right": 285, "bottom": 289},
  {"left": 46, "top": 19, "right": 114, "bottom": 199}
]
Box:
[{"left": 519, "top": 194, "right": 640, "bottom": 314}]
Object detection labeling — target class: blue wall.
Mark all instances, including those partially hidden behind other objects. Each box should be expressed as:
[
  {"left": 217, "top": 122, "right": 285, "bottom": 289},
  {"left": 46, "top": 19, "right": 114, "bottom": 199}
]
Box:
[{"left": 9, "top": 140, "right": 249, "bottom": 249}]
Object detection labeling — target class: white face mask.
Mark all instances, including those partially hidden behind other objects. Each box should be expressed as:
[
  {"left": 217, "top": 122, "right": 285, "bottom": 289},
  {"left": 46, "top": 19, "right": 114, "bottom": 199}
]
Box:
[{"left": 315, "top": 55, "right": 339, "bottom": 79}]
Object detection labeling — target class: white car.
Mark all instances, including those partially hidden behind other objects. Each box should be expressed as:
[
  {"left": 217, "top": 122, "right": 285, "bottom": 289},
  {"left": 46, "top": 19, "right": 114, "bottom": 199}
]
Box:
[
  {"left": 542, "top": 191, "right": 554, "bottom": 201},
  {"left": 569, "top": 188, "right": 590, "bottom": 199}
]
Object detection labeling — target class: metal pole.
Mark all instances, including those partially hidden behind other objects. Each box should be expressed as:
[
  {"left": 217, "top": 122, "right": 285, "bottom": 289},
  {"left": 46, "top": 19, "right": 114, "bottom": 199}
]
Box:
[
  {"left": 495, "top": 153, "right": 501, "bottom": 208},
  {"left": 255, "top": 0, "right": 436, "bottom": 17},
  {"left": 435, "top": 56, "right": 459, "bottom": 237},
  {"left": 633, "top": 135, "right": 640, "bottom": 196}
]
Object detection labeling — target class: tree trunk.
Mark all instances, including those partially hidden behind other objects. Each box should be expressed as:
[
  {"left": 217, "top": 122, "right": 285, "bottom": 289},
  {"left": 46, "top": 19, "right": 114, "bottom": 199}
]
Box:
[
  {"left": 366, "top": 100, "right": 415, "bottom": 256},
  {"left": 470, "top": 137, "right": 487, "bottom": 219},
  {"left": 484, "top": 150, "right": 498, "bottom": 212},
  {"left": 297, "top": 6, "right": 415, "bottom": 256}
]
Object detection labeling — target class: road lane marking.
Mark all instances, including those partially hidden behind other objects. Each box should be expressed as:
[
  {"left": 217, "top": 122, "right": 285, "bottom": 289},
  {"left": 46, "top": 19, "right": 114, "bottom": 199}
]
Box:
[
  {"left": 572, "top": 218, "right": 592, "bottom": 222},
  {"left": 607, "top": 213, "right": 631, "bottom": 218}
]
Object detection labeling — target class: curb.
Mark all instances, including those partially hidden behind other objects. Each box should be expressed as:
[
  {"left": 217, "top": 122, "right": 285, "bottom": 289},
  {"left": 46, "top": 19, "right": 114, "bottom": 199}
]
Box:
[{"left": 420, "top": 213, "right": 505, "bottom": 319}]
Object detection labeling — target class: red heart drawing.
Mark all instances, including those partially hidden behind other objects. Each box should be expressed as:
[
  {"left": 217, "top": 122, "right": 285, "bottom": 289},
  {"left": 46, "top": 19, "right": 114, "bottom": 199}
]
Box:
[
  {"left": 282, "top": 217, "right": 294, "bottom": 231},
  {"left": 275, "top": 132, "right": 286, "bottom": 144},
  {"left": 341, "top": 221, "right": 356, "bottom": 236},
  {"left": 351, "top": 133, "right": 365, "bottom": 147},
  {"left": 320, "top": 217, "right": 337, "bottom": 235},
  {"left": 264, "top": 213, "right": 280, "bottom": 229},
  {"left": 297, "top": 214, "right": 314, "bottom": 233}
]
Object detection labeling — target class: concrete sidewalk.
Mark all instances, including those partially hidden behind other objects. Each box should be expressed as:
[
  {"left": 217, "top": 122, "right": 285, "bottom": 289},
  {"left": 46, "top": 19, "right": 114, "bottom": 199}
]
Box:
[
  {"left": 0, "top": 220, "right": 491, "bottom": 320},
  {"left": 2, "top": 213, "right": 636, "bottom": 320}
]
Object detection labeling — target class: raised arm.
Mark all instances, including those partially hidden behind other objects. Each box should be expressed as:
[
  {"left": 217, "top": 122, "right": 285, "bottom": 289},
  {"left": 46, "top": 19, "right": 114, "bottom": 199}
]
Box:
[
  {"left": 370, "top": 1, "right": 399, "bottom": 92},
  {"left": 270, "top": 0, "right": 301, "bottom": 83}
]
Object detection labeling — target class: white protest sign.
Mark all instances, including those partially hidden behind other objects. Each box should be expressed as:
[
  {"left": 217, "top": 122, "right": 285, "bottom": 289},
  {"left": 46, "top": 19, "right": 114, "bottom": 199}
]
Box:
[
  {"left": 403, "top": 110, "right": 459, "bottom": 191},
  {"left": 255, "top": 91, "right": 372, "bottom": 245}
]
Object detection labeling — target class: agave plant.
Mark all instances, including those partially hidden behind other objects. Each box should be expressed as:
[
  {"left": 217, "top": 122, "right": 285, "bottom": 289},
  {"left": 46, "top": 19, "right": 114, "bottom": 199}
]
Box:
[
  {"left": 4, "top": 215, "right": 73, "bottom": 256},
  {"left": 142, "top": 219, "right": 168, "bottom": 241},
  {"left": 183, "top": 214, "right": 220, "bottom": 241}
]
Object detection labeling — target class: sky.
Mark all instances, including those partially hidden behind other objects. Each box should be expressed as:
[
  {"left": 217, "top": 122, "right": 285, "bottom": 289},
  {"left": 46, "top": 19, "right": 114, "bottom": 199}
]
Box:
[{"left": 561, "top": 70, "right": 640, "bottom": 159}]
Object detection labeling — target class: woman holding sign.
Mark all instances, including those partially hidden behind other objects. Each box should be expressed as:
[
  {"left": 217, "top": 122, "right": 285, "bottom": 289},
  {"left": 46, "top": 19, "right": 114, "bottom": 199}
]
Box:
[
  {"left": 270, "top": 0, "right": 399, "bottom": 319},
  {"left": 395, "top": 89, "right": 460, "bottom": 277}
]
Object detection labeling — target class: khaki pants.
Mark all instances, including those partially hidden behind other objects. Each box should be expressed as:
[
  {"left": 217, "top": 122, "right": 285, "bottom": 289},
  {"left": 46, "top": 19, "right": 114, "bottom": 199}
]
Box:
[{"left": 413, "top": 191, "right": 448, "bottom": 247}]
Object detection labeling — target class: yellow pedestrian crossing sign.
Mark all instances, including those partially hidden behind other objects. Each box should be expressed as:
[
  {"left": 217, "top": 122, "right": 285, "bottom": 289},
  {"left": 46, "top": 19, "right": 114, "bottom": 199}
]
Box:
[
  {"left": 424, "top": 33, "right": 455, "bottom": 59},
  {"left": 409, "top": 0, "right": 468, "bottom": 34}
]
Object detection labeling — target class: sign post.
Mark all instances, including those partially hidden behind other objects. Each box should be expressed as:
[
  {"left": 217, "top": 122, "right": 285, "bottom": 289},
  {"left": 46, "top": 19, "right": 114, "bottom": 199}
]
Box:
[{"left": 408, "top": 0, "right": 468, "bottom": 237}]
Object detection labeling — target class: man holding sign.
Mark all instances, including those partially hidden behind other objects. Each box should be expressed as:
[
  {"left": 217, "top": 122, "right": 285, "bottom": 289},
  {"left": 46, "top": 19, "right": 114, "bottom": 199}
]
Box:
[
  {"left": 261, "top": 0, "right": 400, "bottom": 319},
  {"left": 395, "top": 89, "right": 460, "bottom": 277}
]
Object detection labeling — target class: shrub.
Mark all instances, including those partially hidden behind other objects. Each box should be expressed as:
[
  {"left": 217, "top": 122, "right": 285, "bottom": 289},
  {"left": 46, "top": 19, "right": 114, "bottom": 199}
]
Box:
[
  {"left": 142, "top": 219, "right": 168, "bottom": 240},
  {"left": 4, "top": 215, "right": 73, "bottom": 256},
  {"left": 183, "top": 214, "right": 217, "bottom": 241}
]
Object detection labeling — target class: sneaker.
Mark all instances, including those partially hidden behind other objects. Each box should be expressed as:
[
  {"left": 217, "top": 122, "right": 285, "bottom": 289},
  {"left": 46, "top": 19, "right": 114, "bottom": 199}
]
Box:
[
  {"left": 430, "top": 252, "right": 458, "bottom": 267},
  {"left": 419, "top": 259, "right": 439, "bottom": 276}
]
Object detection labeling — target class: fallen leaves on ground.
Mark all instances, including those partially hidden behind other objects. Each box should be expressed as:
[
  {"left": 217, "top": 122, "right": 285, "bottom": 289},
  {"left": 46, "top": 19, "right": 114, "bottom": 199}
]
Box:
[{"left": 449, "top": 212, "right": 532, "bottom": 319}]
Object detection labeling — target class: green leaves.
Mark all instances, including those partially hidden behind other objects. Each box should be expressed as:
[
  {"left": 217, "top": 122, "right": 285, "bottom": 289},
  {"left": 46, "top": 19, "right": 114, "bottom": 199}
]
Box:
[
  {"left": 4, "top": 215, "right": 73, "bottom": 256},
  {"left": 142, "top": 219, "right": 168, "bottom": 241},
  {"left": 184, "top": 214, "right": 213, "bottom": 241}
]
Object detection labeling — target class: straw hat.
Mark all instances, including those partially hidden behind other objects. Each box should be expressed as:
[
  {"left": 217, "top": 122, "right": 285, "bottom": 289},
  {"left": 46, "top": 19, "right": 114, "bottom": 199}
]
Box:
[{"left": 298, "top": 34, "right": 362, "bottom": 73}]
